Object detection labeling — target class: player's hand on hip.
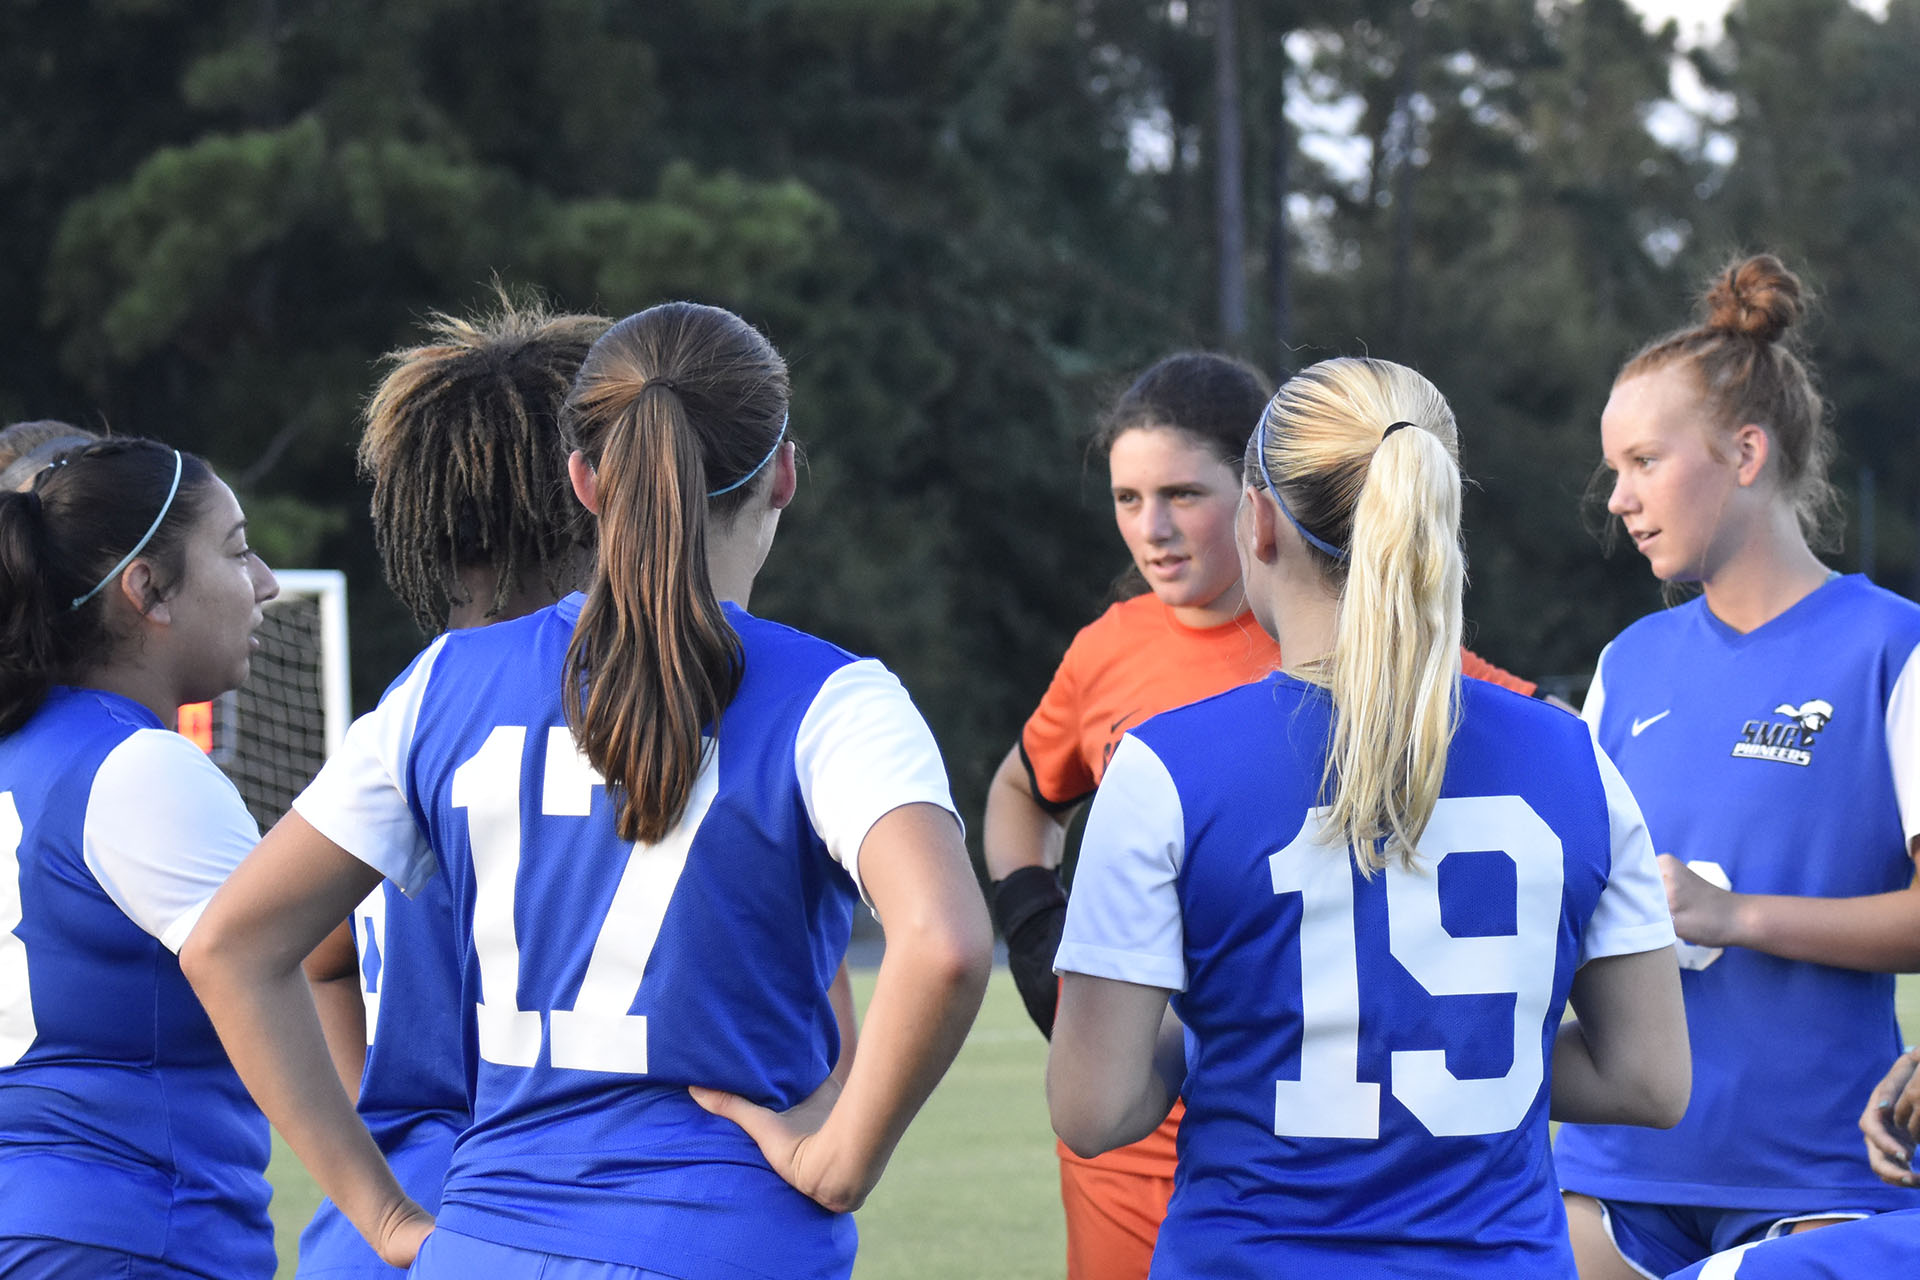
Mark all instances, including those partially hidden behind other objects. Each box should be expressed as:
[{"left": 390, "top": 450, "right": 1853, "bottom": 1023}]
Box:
[
  {"left": 371, "top": 1198, "right": 434, "bottom": 1267},
  {"left": 1657, "top": 854, "right": 1742, "bottom": 949},
  {"left": 1862, "top": 1046, "right": 1920, "bottom": 1185},
  {"left": 691, "top": 1074, "right": 871, "bottom": 1213}
]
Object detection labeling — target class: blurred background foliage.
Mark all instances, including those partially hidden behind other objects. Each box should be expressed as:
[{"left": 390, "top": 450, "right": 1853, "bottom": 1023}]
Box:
[{"left": 4, "top": 0, "right": 1918, "bottom": 834}]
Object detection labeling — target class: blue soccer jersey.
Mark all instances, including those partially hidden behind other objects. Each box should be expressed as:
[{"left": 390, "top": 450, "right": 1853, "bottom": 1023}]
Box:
[
  {"left": 1670, "top": 1207, "right": 1920, "bottom": 1278},
  {"left": 1556, "top": 575, "right": 1920, "bottom": 1213},
  {"left": 298, "top": 874, "right": 467, "bottom": 1278},
  {"left": 1055, "top": 674, "right": 1675, "bottom": 1279},
  {"left": 0, "top": 688, "right": 274, "bottom": 1279},
  {"left": 293, "top": 595, "right": 957, "bottom": 1278}
]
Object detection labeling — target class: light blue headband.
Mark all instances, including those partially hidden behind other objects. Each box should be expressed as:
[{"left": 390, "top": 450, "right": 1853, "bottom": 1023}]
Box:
[
  {"left": 706, "top": 413, "right": 789, "bottom": 499},
  {"left": 71, "top": 449, "right": 183, "bottom": 610},
  {"left": 1252, "top": 415, "right": 1350, "bottom": 562}
]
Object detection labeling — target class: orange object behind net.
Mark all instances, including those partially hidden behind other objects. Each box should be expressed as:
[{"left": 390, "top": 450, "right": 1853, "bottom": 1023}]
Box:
[{"left": 177, "top": 701, "right": 215, "bottom": 754}]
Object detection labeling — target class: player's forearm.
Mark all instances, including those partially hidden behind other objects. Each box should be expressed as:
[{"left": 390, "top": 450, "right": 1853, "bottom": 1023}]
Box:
[
  {"left": 982, "top": 747, "right": 1068, "bottom": 880},
  {"left": 827, "top": 961, "right": 858, "bottom": 1087},
  {"left": 185, "top": 927, "right": 412, "bottom": 1243},
  {"left": 810, "top": 900, "right": 991, "bottom": 1210},
  {"left": 304, "top": 918, "right": 369, "bottom": 1101},
  {"left": 1726, "top": 886, "right": 1920, "bottom": 971}
]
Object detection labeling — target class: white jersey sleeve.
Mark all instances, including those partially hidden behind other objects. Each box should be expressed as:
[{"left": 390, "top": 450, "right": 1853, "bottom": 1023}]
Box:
[
  {"left": 1883, "top": 642, "right": 1920, "bottom": 850},
  {"left": 1581, "top": 643, "right": 1611, "bottom": 736},
  {"left": 1053, "top": 734, "right": 1188, "bottom": 991},
  {"left": 794, "top": 659, "right": 959, "bottom": 904},
  {"left": 293, "top": 638, "right": 447, "bottom": 896},
  {"left": 83, "top": 729, "right": 262, "bottom": 953},
  {"left": 1579, "top": 738, "right": 1678, "bottom": 965}
]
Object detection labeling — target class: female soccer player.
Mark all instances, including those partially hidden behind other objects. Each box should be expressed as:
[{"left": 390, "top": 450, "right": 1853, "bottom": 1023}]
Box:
[
  {"left": 1556, "top": 254, "right": 1920, "bottom": 1278},
  {"left": 183, "top": 301, "right": 992, "bottom": 1277},
  {"left": 295, "top": 298, "right": 610, "bottom": 1279},
  {"left": 984, "top": 352, "right": 1541, "bottom": 1280},
  {"left": 0, "top": 438, "right": 281, "bottom": 1277},
  {"left": 1047, "top": 356, "right": 1690, "bottom": 1279}
]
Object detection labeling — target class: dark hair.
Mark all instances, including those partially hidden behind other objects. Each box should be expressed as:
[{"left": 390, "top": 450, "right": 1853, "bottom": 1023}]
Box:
[
  {"left": 0, "top": 420, "right": 99, "bottom": 493},
  {"left": 0, "top": 438, "right": 215, "bottom": 734},
  {"left": 561, "top": 302, "right": 791, "bottom": 843},
  {"left": 1618, "top": 252, "right": 1838, "bottom": 549},
  {"left": 1092, "top": 352, "right": 1274, "bottom": 470},
  {"left": 360, "top": 296, "right": 611, "bottom": 635}
]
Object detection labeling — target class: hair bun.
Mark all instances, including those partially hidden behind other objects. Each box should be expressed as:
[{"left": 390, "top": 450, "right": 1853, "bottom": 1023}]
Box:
[{"left": 1702, "top": 253, "right": 1804, "bottom": 343}]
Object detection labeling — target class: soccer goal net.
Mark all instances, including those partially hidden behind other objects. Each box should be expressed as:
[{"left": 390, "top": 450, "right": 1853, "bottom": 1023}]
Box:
[{"left": 178, "top": 569, "right": 350, "bottom": 831}]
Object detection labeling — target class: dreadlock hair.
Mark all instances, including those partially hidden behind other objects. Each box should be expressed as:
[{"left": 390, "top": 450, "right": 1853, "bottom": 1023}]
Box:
[{"left": 359, "top": 294, "right": 611, "bottom": 635}]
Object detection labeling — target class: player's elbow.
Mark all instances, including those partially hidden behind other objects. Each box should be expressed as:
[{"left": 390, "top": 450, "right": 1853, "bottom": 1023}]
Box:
[
  {"left": 1638, "top": 1057, "right": 1692, "bottom": 1129},
  {"left": 1047, "top": 1085, "right": 1123, "bottom": 1159}
]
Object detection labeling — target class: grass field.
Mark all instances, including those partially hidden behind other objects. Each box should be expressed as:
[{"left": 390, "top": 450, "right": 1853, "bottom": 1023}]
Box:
[
  {"left": 266, "top": 972, "right": 1920, "bottom": 1278},
  {"left": 265, "top": 970, "right": 1064, "bottom": 1279}
]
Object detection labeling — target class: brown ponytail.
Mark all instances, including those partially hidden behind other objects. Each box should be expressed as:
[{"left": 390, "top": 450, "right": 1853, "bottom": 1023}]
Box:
[{"left": 561, "top": 303, "right": 791, "bottom": 844}]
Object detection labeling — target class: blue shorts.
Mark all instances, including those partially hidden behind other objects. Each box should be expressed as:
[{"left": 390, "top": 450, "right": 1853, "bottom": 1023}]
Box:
[
  {"left": 0, "top": 1238, "right": 208, "bottom": 1279},
  {"left": 1589, "top": 1199, "right": 1871, "bottom": 1278},
  {"left": 1669, "top": 1208, "right": 1920, "bottom": 1279},
  {"left": 410, "top": 1227, "right": 685, "bottom": 1280}
]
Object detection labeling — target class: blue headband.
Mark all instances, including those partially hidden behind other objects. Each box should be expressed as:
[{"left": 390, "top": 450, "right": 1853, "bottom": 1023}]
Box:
[
  {"left": 706, "top": 413, "right": 788, "bottom": 499},
  {"left": 71, "top": 449, "right": 183, "bottom": 610},
  {"left": 1252, "top": 416, "right": 1350, "bottom": 561}
]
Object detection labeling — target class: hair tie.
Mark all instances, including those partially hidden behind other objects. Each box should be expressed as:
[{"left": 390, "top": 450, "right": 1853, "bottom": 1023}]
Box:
[
  {"left": 1382, "top": 420, "right": 1416, "bottom": 442},
  {"left": 71, "top": 449, "right": 182, "bottom": 611},
  {"left": 0, "top": 435, "right": 91, "bottom": 494},
  {"left": 1252, "top": 415, "right": 1349, "bottom": 562},
  {"left": 706, "top": 412, "right": 789, "bottom": 499},
  {"left": 641, "top": 377, "right": 679, "bottom": 396}
]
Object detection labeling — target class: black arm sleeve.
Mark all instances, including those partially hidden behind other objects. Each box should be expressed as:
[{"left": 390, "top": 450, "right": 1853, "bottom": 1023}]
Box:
[{"left": 989, "top": 864, "right": 1069, "bottom": 1039}]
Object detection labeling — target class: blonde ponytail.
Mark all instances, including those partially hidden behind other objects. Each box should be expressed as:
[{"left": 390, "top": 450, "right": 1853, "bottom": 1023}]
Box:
[{"left": 1253, "top": 358, "right": 1465, "bottom": 871}]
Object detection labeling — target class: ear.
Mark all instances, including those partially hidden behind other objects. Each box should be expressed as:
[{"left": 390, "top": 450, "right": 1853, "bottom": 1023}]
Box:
[
  {"left": 1731, "top": 423, "right": 1770, "bottom": 488},
  {"left": 568, "top": 450, "right": 601, "bottom": 515},
  {"left": 768, "top": 441, "right": 797, "bottom": 512},
  {"left": 119, "top": 560, "right": 169, "bottom": 624},
  {"left": 1241, "top": 486, "right": 1281, "bottom": 565}
]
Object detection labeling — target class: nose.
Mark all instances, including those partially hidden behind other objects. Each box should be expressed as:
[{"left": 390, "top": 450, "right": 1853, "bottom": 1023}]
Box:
[
  {"left": 1606, "top": 471, "right": 1633, "bottom": 517},
  {"left": 253, "top": 555, "right": 280, "bottom": 604},
  {"left": 1142, "top": 496, "right": 1176, "bottom": 543}
]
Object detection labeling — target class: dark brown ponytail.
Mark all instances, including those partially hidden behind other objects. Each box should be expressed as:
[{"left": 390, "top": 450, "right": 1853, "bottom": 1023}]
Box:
[
  {"left": 0, "top": 439, "right": 213, "bottom": 734},
  {"left": 561, "top": 303, "right": 791, "bottom": 843}
]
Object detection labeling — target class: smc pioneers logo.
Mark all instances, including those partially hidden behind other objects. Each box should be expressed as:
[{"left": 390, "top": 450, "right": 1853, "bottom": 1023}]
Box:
[{"left": 1731, "top": 698, "right": 1835, "bottom": 767}]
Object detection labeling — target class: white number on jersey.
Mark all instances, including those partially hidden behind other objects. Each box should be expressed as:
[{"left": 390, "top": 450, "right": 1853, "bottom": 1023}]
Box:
[
  {"left": 1267, "top": 795, "right": 1563, "bottom": 1139},
  {"left": 353, "top": 884, "right": 387, "bottom": 1038},
  {"left": 453, "top": 725, "right": 713, "bottom": 1073},
  {"left": 0, "top": 793, "right": 35, "bottom": 1067}
]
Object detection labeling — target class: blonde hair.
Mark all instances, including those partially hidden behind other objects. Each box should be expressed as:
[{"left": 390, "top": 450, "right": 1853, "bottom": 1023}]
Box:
[{"left": 1249, "top": 357, "right": 1464, "bottom": 871}]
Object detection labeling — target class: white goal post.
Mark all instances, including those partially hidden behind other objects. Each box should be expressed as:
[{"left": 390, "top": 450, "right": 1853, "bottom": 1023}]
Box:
[{"left": 194, "top": 569, "right": 351, "bottom": 830}]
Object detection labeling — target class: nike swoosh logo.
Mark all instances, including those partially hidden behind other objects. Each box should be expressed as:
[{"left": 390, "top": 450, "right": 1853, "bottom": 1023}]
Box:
[{"left": 1631, "top": 710, "right": 1671, "bottom": 737}]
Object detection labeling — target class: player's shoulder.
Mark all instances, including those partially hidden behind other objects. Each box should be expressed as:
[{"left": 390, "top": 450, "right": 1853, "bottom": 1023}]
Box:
[
  {"left": 1062, "top": 593, "right": 1161, "bottom": 658},
  {"left": 1132, "top": 671, "right": 1309, "bottom": 747},
  {"left": 1825, "top": 574, "right": 1920, "bottom": 642}
]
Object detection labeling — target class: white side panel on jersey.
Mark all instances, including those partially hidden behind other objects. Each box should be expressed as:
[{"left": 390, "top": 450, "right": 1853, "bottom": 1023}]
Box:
[
  {"left": 455, "top": 725, "right": 542, "bottom": 1067},
  {"left": 1884, "top": 643, "right": 1920, "bottom": 848},
  {"left": 1268, "top": 810, "right": 1381, "bottom": 1139},
  {"left": 1581, "top": 644, "right": 1611, "bottom": 733},
  {"left": 1385, "top": 796, "right": 1562, "bottom": 1137},
  {"left": 0, "top": 794, "right": 35, "bottom": 1066},
  {"left": 354, "top": 885, "right": 387, "bottom": 1039},
  {"left": 550, "top": 732, "right": 715, "bottom": 1075}
]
